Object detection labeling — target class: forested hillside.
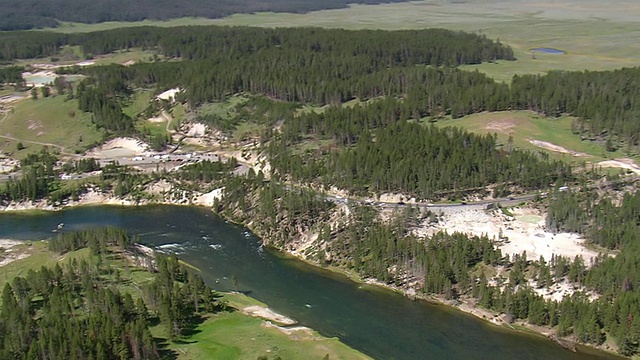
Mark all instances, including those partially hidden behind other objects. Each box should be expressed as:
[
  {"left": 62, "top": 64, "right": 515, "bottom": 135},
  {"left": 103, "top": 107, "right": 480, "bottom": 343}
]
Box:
[
  {"left": 0, "top": 0, "right": 409, "bottom": 30},
  {"left": 1, "top": 26, "right": 631, "bottom": 152},
  {"left": 0, "top": 227, "right": 224, "bottom": 359},
  {"left": 270, "top": 113, "right": 572, "bottom": 198},
  {"left": 2, "top": 26, "right": 636, "bottom": 200}
]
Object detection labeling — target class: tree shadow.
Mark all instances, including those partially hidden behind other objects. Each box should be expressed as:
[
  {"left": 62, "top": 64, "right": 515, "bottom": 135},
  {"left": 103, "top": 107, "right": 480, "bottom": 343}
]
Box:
[
  {"left": 181, "top": 314, "right": 206, "bottom": 337},
  {"left": 155, "top": 338, "right": 178, "bottom": 360}
]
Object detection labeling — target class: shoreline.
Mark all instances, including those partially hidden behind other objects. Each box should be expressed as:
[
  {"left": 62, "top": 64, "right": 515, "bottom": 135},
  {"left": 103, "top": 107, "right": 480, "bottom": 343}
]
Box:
[
  {"left": 217, "top": 210, "right": 621, "bottom": 358},
  {"left": 0, "top": 193, "right": 622, "bottom": 358}
]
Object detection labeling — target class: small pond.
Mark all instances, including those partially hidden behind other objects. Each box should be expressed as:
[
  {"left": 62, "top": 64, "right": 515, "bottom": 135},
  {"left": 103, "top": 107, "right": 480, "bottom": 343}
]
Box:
[{"left": 531, "top": 48, "right": 566, "bottom": 55}]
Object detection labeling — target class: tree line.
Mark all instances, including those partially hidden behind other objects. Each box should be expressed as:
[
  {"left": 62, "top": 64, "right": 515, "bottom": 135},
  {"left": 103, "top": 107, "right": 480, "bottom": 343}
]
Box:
[
  {"left": 0, "top": 25, "right": 513, "bottom": 64},
  {"left": 0, "top": 66, "right": 23, "bottom": 85},
  {"left": 2, "top": 25, "right": 638, "bottom": 147}
]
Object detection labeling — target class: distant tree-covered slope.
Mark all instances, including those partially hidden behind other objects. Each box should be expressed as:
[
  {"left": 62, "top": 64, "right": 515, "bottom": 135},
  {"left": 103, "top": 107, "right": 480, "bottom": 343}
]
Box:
[{"left": 0, "top": 0, "right": 409, "bottom": 30}]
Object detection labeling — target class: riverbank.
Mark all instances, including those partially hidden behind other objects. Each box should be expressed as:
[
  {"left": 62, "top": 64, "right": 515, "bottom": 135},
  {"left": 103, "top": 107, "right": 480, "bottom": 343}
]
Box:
[
  {"left": 0, "top": 188, "right": 623, "bottom": 358},
  {"left": 0, "top": 229, "right": 371, "bottom": 360},
  {"left": 217, "top": 205, "right": 623, "bottom": 358}
]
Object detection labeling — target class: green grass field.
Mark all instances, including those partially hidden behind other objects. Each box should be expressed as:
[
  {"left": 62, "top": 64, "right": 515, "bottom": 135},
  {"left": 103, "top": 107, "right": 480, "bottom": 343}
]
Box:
[
  {"left": 433, "top": 111, "right": 633, "bottom": 162},
  {"left": 0, "top": 96, "right": 103, "bottom": 157},
  {"left": 123, "top": 90, "right": 153, "bottom": 118},
  {"left": 90, "top": 49, "right": 160, "bottom": 66},
  {"left": 154, "top": 291, "right": 371, "bottom": 360}
]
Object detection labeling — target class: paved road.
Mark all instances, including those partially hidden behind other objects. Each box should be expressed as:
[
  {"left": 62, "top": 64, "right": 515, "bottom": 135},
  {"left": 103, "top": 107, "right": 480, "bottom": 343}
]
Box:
[
  {"left": 323, "top": 192, "right": 537, "bottom": 211},
  {"left": 97, "top": 152, "right": 250, "bottom": 175},
  {"left": 3, "top": 145, "right": 636, "bottom": 212}
]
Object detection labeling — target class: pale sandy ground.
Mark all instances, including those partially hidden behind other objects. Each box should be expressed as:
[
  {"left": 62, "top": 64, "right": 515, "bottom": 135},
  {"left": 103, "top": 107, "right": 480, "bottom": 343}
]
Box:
[
  {"left": 156, "top": 88, "right": 181, "bottom": 102},
  {"left": 186, "top": 123, "right": 207, "bottom": 137},
  {"left": 192, "top": 188, "right": 224, "bottom": 207},
  {"left": 261, "top": 322, "right": 315, "bottom": 338},
  {"left": 528, "top": 278, "right": 599, "bottom": 302},
  {"left": 0, "top": 157, "right": 18, "bottom": 172},
  {"left": 0, "top": 239, "right": 28, "bottom": 266},
  {"left": 0, "top": 188, "right": 137, "bottom": 211},
  {"left": 242, "top": 305, "right": 297, "bottom": 326},
  {"left": 379, "top": 193, "right": 405, "bottom": 203},
  {"left": 30, "top": 61, "right": 94, "bottom": 70},
  {"left": 598, "top": 158, "right": 640, "bottom": 175},
  {"left": 414, "top": 207, "right": 599, "bottom": 264},
  {"left": 529, "top": 139, "right": 588, "bottom": 157},
  {"left": 134, "top": 243, "right": 155, "bottom": 258},
  {"left": 88, "top": 137, "right": 149, "bottom": 158},
  {"left": 147, "top": 116, "right": 165, "bottom": 123}
]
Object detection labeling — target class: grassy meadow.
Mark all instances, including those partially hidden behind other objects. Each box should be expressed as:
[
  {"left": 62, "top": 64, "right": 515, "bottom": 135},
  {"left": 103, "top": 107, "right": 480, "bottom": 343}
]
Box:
[
  {"left": 433, "top": 111, "right": 632, "bottom": 162},
  {"left": 153, "top": 291, "right": 371, "bottom": 360},
  {"left": 0, "top": 96, "right": 103, "bottom": 157},
  {"left": 0, "top": 241, "right": 91, "bottom": 291}
]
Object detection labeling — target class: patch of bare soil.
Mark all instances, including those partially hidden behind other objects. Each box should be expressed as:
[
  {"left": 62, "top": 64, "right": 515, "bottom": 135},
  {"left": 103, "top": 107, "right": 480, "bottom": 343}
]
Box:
[
  {"left": 27, "top": 120, "right": 43, "bottom": 130},
  {"left": 598, "top": 158, "right": 640, "bottom": 175},
  {"left": 485, "top": 118, "right": 516, "bottom": 133},
  {"left": 242, "top": 305, "right": 297, "bottom": 326},
  {"left": 529, "top": 140, "right": 587, "bottom": 156},
  {"left": 0, "top": 239, "right": 29, "bottom": 267},
  {"left": 261, "top": 322, "right": 317, "bottom": 340}
]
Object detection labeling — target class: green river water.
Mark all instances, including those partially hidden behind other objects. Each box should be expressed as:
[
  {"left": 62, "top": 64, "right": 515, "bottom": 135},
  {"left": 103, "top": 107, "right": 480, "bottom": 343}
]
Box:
[{"left": 0, "top": 205, "right": 623, "bottom": 360}]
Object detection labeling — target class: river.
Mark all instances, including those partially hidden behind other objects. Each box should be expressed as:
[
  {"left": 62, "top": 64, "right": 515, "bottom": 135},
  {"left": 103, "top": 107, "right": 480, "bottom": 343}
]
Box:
[{"left": 0, "top": 205, "right": 623, "bottom": 360}]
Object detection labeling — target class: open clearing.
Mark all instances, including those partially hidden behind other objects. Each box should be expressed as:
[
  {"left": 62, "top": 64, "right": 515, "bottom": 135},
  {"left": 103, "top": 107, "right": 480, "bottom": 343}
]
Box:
[
  {"left": 44, "top": 0, "right": 640, "bottom": 81},
  {"left": 433, "top": 110, "right": 634, "bottom": 163},
  {"left": 15, "top": 48, "right": 161, "bottom": 69},
  {"left": 88, "top": 137, "right": 149, "bottom": 158},
  {"left": 0, "top": 96, "right": 103, "bottom": 157}
]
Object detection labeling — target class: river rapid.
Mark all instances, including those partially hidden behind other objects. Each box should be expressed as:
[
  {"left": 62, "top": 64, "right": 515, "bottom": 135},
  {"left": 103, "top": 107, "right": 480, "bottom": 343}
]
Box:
[{"left": 0, "top": 205, "right": 623, "bottom": 360}]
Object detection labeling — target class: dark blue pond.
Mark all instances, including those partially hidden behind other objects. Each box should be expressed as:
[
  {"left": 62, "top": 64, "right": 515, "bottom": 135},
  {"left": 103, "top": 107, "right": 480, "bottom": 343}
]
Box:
[{"left": 531, "top": 47, "right": 566, "bottom": 55}]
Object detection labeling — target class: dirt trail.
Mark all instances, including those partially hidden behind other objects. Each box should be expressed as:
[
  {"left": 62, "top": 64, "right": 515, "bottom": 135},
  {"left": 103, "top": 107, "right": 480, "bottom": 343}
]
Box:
[
  {"left": 163, "top": 110, "right": 174, "bottom": 132},
  {"left": 598, "top": 158, "right": 640, "bottom": 175},
  {"left": 0, "top": 134, "right": 80, "bottom": 157},
  {"left": 529, "top": 140, "right": 587, "bottom": 157}
]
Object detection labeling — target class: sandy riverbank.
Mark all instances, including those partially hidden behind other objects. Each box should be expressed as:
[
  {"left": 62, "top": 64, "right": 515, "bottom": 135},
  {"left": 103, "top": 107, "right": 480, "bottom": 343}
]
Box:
[{"left": 0, "top": 239, "right": 29, "bottom": 266}]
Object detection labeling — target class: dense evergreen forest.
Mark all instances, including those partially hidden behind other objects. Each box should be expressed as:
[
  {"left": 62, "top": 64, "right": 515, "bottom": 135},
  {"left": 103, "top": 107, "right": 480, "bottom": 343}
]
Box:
[
  {"left": 0, "top": 0, "right": 409, "bottom": 30},
  {"left": 1, "top": 25, "right": 628, "bottom": 149},
  {"left": 270, "top": 116, "right": 572, "bottom": 198},
  {"left": 0, "top": 227, "right": 224, "bottom": 359},
  {"left": 0, "top": 66, "right": 22, "bottom": 85},
  {"left": 4, "top": 25, "right": 635, "bottom": 150},
  {"left": 0, "top": 27, "right": 640, "bottom": 150}
]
